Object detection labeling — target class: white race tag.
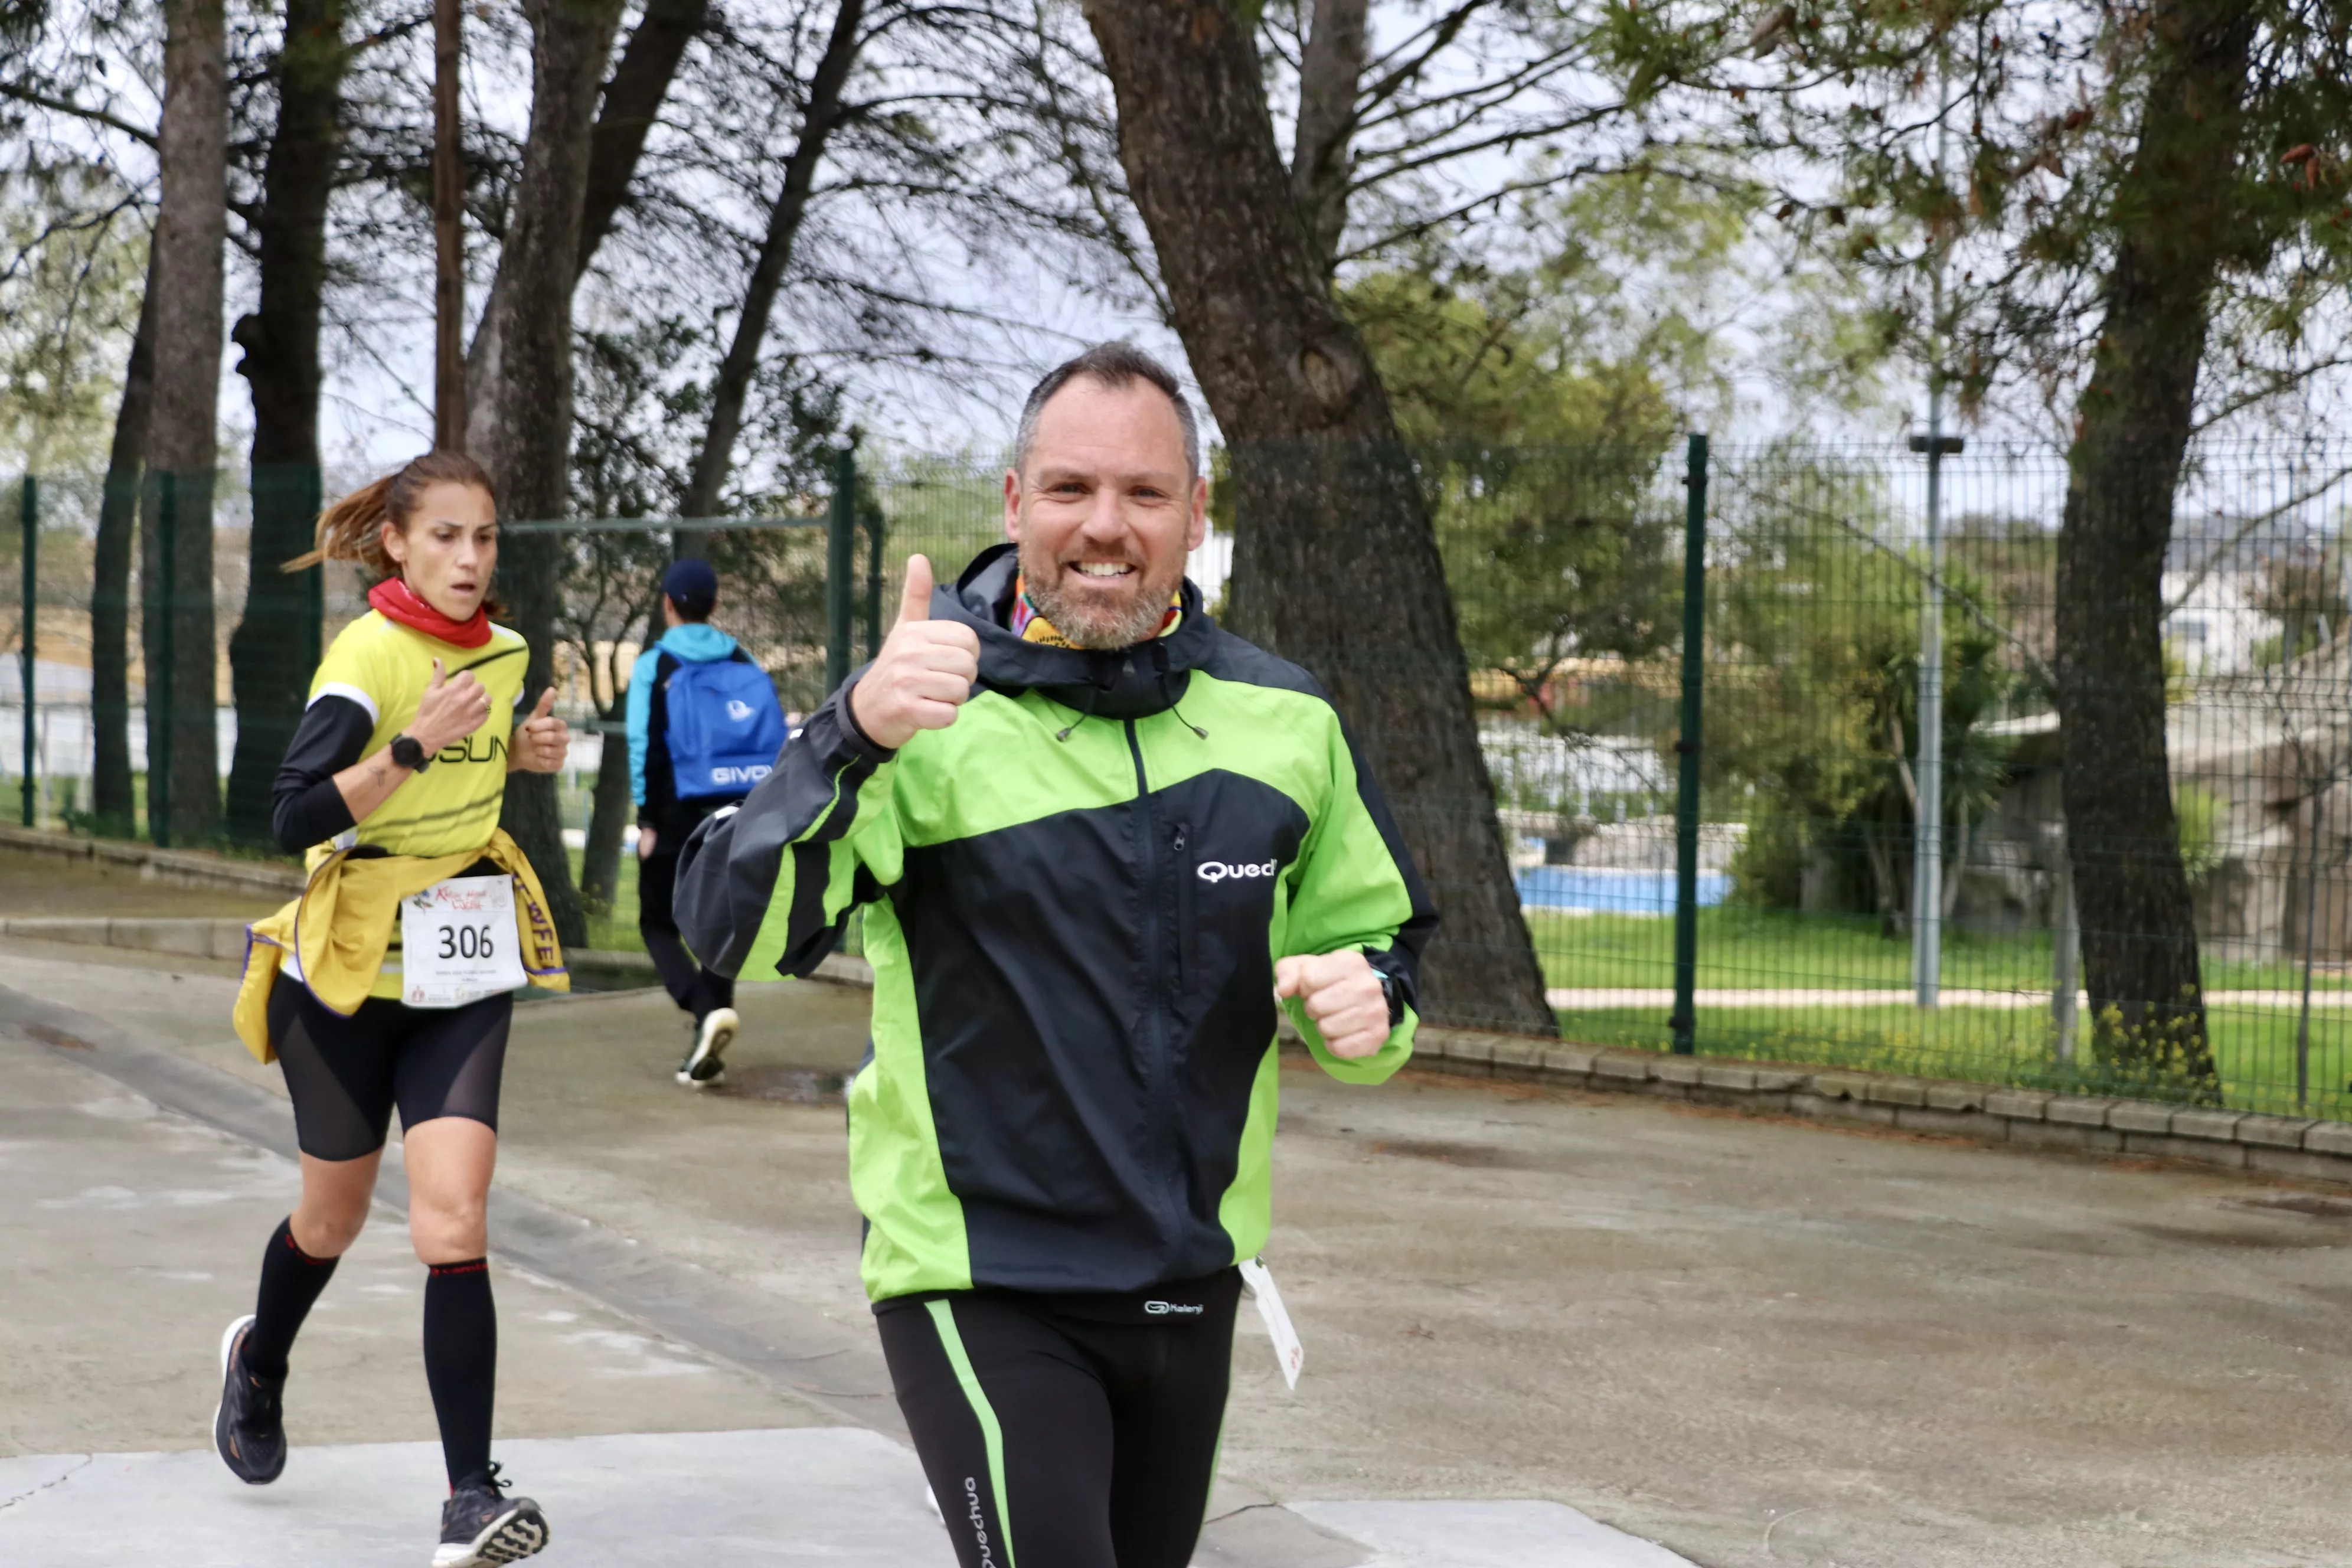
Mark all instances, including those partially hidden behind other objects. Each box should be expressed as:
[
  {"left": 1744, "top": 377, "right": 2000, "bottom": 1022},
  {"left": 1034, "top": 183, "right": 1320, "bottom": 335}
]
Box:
[
  {"left": 1237, "top": 1256, "right": 1304, "bottom": 1389},
  {"left": 398, "top": 874, "right": 525, "bottom": 1008}
]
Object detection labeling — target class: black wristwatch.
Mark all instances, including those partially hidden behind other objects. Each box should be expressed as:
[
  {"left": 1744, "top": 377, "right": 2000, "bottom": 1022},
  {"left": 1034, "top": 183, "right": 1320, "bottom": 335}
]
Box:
[
  {"left": 1376, "top": 969, "right": 1403, "bottom": 1026},
  {"left": 390, "top": 734, "right": 432, "bottom": 772}
]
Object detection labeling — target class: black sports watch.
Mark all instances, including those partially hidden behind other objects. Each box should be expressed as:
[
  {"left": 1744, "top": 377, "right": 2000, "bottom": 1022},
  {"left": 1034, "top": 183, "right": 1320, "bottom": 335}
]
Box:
[
  {"left": 1376, "top": 968, "right": 1403, "bottom": 1026},
  {"left": 389, "top": 734, "right": 432, "bottom": 772}
]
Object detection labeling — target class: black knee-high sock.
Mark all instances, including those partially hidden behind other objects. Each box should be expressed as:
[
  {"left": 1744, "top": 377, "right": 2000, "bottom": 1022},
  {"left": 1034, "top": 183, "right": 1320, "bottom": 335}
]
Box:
[
  {"left": 423, "top": 1259, "right": 497, "bottom": 1489},
  {"left": 246, "top": 1218, "right": 339, "bottom": 1380}
]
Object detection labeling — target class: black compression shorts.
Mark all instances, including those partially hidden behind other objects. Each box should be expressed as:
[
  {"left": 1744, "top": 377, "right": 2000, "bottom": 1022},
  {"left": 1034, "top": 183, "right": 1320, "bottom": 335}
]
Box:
[
  {"left": 267, "top": 981, "right": 512, "bottom": 1162},
  {"left": 875, "top": 1269, "right": 1241, "bottom": 1568}
]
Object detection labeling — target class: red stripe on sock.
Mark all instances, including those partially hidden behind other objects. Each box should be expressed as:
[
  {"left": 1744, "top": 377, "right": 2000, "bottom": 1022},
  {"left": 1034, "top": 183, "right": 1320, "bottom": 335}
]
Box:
[
  {"left": 427, "top": 1258, "right": 489, "bottom": 1277},
  {"left": 282, "top": 1224, "right": 334, "bottom": 1266}
]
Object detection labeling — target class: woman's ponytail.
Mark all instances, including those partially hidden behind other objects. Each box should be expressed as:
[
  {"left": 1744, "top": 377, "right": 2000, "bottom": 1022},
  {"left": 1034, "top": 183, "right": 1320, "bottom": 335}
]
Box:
[
  {"left": 283, "top": 450, "right": 496, "bottom": 577},
  {"left": 285, "top": 473, "right": 397, "bottom": 574}
]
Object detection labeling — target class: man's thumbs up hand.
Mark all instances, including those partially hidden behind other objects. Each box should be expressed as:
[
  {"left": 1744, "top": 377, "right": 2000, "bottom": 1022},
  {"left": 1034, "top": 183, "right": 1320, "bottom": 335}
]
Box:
[
  {"left": 849, "top": 553, "right": 980, "bottom": 750},
  {"left": 897, "top": 553, "right": 935, "bottom": 625}
]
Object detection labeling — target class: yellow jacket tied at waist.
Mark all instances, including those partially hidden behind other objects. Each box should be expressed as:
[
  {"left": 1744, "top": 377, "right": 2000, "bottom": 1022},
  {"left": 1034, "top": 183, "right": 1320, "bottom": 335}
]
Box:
[{"left": 234, "top": 828, "right": 569, "bottom": 1063}]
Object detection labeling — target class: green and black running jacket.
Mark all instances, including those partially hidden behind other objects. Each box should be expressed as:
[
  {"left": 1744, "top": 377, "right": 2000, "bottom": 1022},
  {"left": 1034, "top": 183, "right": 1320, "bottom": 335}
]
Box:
[{"left": 675, "top": 544, "right": 1435, "bottom": 1301}]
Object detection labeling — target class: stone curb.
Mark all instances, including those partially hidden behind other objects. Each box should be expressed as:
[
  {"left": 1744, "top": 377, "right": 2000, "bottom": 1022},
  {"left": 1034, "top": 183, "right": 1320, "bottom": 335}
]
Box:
[
  {"left": 0, "top": 912, "right": 880, "bottom": 998},
  {"left": 1401, "top": 1024, "right": 2352, "bottom": 1186},
  {"left": 21, "top": 904, "right": 2327, "bottom": 1190},
  {"left": 0, "top": 914, "right": 256, "bottom": 961},
  {"left": 0, "top": 822, "right": 304, "bottom": 896}
]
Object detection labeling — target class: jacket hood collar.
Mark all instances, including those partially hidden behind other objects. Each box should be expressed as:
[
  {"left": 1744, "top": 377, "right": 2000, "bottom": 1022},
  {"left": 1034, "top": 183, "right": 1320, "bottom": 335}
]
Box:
[
  {"left": 938, "top": 543, "right": 1214, "bottom": 721},
  {"left": 656, "top": 623, "right": 739, "bottom": 661}
]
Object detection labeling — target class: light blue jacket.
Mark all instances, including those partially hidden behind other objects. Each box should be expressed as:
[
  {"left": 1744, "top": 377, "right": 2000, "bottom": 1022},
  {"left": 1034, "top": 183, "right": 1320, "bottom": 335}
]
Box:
[{"left": 626, "top": 623, "right": 741, "bottom": 807}]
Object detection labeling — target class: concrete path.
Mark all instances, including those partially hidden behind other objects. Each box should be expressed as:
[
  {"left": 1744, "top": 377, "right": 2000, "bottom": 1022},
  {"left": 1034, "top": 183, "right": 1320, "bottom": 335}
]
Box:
[
  {"left": 19, "top": 926, "right": 2352, "bottom": 1564},
  {"left": 1549, "top": 984, "right": 2352, "bottom": 1010},
  {"left": 0, "top": 1432, "right": 1680, "bottom": 1567},
  {"left": 0, "top": 942, "right": 1680, "bottom": 1568}
]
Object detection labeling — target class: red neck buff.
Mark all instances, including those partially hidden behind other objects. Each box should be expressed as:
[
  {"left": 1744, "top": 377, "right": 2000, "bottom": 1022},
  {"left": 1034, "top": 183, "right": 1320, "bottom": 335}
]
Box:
[{"left": 368, "top": 576, "right": 491, "bottom": 648}]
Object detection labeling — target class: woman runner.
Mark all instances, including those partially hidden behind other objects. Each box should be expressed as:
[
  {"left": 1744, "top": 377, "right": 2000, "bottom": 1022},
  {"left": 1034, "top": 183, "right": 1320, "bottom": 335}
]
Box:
[{"left": 211, "top": 450, "right": 571, "bottom": 1567}]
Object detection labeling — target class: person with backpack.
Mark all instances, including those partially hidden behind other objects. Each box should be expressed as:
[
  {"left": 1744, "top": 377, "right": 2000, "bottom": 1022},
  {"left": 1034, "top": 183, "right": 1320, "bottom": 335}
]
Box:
[{"left": 626, "top": 557, "right": 786, "bottom": 1086}]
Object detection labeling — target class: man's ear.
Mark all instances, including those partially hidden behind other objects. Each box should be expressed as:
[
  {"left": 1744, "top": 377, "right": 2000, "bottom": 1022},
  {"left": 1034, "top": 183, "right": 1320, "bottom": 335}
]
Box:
[
  {"left": 1002, "top": 468, "right": 1023, "bottom": 543},
  {"left": 1185, "top": 474, "right": 1209, "bottom": 552}
]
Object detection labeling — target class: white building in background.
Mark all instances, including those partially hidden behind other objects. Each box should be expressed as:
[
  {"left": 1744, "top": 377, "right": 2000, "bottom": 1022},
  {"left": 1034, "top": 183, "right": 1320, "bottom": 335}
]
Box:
[
  {"left": 1479, "top": 726, "right": 1670, "bottom": 821},
  {"left": 2160, "top": 527, "right": 2295, "bottom": 676},
  {"left": 2161, "top": 569, "right": 2275, "bottom": 675}
]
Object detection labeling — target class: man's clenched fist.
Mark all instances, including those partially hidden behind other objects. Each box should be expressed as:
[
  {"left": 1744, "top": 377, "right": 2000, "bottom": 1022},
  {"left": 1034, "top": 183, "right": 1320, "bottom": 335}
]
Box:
[
  {"left": 849, "top": 554, "right": 981, "bottom": 750},
  {"left": 1273, "top": 950, "right": 1391, "bottom": 1060}
]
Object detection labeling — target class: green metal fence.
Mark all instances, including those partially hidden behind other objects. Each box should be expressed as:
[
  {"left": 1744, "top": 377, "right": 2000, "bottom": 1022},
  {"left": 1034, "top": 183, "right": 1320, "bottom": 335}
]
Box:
[{"left": 11, "top": 437, "right": 2352, "bottom": 1118}]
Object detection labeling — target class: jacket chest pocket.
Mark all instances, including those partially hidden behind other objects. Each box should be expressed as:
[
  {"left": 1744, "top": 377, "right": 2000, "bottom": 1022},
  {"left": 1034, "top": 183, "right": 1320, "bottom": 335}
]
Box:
[{"left": 1170, "top": 820, "right": 1195, "bottom": 986}]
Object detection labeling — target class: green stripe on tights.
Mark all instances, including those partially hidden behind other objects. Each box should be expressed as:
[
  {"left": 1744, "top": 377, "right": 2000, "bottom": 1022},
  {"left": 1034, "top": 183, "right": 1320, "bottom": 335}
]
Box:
[{"left": 925, "top": 1298, "right": 1017, "bottom": 1568}]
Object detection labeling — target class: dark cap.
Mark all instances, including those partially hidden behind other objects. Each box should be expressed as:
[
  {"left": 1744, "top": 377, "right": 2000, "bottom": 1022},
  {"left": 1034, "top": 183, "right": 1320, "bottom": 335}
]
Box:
[{"left": 663, "top": 557, "right": 718, "bottom": 616}]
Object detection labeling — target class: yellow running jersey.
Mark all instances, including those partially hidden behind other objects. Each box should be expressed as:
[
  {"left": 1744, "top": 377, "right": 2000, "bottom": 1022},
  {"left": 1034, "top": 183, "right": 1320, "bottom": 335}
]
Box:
[{"left": 305, "top": 610, "right": 531, "bottom": 862}]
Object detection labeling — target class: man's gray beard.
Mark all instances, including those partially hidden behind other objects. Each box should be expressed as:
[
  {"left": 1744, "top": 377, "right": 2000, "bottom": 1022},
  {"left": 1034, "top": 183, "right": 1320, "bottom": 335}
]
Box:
[{"left": 1020, "top": 546, "right": 1182, "bottom": 650}]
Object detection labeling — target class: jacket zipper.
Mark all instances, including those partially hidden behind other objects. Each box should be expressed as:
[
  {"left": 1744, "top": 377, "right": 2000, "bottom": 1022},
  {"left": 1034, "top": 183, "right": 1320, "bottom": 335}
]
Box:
[
  {"left": 1125, "top": 720, "right": 1184, "bottom": 1231},
  {"left": 1171, "top": 821, "right": 1192, "bottom": 985}
]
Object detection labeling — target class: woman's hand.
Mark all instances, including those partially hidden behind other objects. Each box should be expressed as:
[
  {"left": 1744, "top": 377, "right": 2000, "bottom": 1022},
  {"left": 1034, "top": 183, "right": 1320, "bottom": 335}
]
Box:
[
  {"left": 410, "top": 659, "right": 491, "bottom": 754},
  {"left": 509, "top": 688, "right": 569, "bottom": 773}
]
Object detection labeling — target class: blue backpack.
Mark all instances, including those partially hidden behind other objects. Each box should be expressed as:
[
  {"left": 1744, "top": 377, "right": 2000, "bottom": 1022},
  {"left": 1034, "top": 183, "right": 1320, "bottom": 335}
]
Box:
[{"left": 662, "top": 654, "right": 788, "bottom": 802}]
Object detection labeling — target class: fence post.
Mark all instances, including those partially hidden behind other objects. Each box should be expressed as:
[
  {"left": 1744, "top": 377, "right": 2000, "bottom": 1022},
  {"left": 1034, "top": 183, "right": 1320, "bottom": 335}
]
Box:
[
  {"left": 826, "top": 447, "right": 856, "bottom": 695},
  {"left": 152, "top": 471, "right": 175, "bottom": 848},
  {"left": 300, "top": 463, "right": 324, "bottom": 673},
  {"left": 2051, "top": 832, "right": 2079, "bottom": 1061},
  {"left": 1671, "top": 433, "right": 1709, "bottom": 1056},
  {"left": 864, "top": 494, "right": 886, "bottom": 664},
  {"left": 19, "top": 474, "right": 34, "bottom": 828}
]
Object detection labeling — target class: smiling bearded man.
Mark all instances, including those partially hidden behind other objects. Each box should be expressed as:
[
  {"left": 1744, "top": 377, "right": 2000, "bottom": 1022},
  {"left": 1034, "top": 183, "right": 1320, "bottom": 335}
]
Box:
[
  {"left": 1002, "top": 360, "right": 1194, "bottom": 652},
  {"left": 674, "top": 341, "right": 1435, "bottom": 1568}
]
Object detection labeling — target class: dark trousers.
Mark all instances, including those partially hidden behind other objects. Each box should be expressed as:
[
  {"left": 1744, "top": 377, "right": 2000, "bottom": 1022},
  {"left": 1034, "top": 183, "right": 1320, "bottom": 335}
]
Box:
[
  {"left": 875, "top": 1272, "right": 1241, "bottom": 1568},
  {"left": 639, "top": 830, "right": 734, "bottom": 1023}
]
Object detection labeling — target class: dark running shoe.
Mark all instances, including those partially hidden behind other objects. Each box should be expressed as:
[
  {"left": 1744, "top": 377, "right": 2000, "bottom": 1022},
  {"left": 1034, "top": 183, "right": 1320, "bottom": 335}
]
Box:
[
  {"left": 676, "top": 1005, "right": 739, "bottom": 1087},
  {"left": 211, "top": 1314, "right": 288, "bottom": 1485},
  {"left": 434, "top": 1464, "right": 549, "bottom": 1567}
]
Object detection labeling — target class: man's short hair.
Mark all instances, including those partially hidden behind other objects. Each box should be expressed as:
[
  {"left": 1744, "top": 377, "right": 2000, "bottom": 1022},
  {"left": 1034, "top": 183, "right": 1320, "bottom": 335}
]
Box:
[
  {"left": 1013, "top": 342, "right": 1200, "bottom": 480},
  {"left": 662, "top": 557, "right": 718, "bottom": 621}
]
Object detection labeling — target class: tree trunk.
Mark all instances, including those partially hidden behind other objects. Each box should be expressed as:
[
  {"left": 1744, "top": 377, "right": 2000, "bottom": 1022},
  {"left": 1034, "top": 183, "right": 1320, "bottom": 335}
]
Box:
[
  {"left": 466, "top": 0, "right": 705, "bottom": 428},
  {"left": 91, "top": 282, "right": 156, "bottom": 835},
  {"left": 576, "top": 642, "right": 642, "bottom": 911},
  {"left": 433, "top": 0, "right": 466, "bottom": 450},
  {"left": 1083, "top": 0, "right": 1553, "bottom": 1035},
  {"left": 2055, "top": 0, "right": 2258, "bottom": 1097},
  {"left": 576, "top": 0, "right": 708, "bottom": 271},
  {"left": 144, "top": 0, "right": 228, "bottom": 846},
  {"left": 1289, "top": 0, "right": 1367, "bottom": 282},
  {"left": 226, "top": 0, "right": 344, "bottom": 846},
  {"left": 470, "top": 0, "right": 626, "bottom": 948},
  {"left": 674, "top": 0, "right": 863, "bottom": 555}
]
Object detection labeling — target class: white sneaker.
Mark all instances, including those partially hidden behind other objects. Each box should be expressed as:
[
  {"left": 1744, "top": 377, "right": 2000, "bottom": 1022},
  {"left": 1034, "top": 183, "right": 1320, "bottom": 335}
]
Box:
[{"left": 677, "top": 1007, "right": 739, "bottom": 1087}]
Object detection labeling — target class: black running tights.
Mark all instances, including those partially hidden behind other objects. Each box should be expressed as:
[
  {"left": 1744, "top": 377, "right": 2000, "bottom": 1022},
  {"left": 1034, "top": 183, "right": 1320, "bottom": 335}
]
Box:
[
  {"left": 267, "top": 982, "right": 511, "bottom": 1162},
  {"left": 875, "top": 1275, "right": 1240, "bottom": 1568},
  {"left": 639, "top": 838, "right": 733, "bottom": 1023}
]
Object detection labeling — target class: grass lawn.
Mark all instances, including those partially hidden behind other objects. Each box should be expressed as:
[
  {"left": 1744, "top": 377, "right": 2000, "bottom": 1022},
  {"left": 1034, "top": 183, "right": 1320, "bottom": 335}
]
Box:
[
  {"left": 1555, "top": 997, "right": 2352, "bottom": 1121},
  {"left": 569, "top": 849, "right": 646, "bottom": 953},
  {"left": 570, "top": 854, "right": 2344, "bottom": 1118},
  {"left": 1528, "top": 904, "right": 2348, "bottom": 996},
  {"left": 567, "top": 847, "right": 863, "bottom": 958}
]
